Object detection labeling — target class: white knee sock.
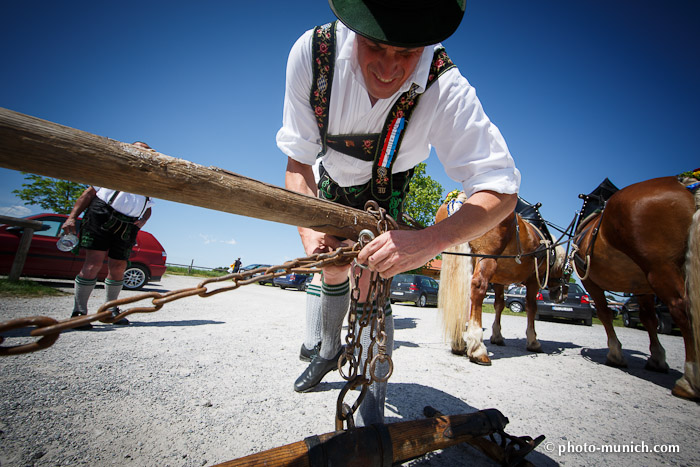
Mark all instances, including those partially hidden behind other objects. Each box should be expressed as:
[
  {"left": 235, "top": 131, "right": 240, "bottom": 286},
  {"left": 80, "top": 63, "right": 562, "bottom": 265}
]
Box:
[
  {"left": 319, "top": 279, "right": 350, "bottom": 359},
  {"left": 304, "top": 283, "right": 322, "bottom": 350},
  {"left": 73, "top": 276, "right": 96, "bottom": 314},
  {"left": 104, "top": 278, "right": 123, "bottom": 307}
]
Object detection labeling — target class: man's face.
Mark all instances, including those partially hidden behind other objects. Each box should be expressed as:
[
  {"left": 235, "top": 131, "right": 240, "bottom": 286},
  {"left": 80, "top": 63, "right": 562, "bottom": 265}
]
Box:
[{"left": 356, "top": 35, "right": 424, "bottom": 102}]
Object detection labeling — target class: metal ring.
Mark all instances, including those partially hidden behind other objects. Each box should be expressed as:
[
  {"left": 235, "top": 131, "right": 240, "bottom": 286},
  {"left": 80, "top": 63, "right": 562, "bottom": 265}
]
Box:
[
  {"left": 358, "top": 229, "right": 375, "bottom": 245},
  {"left": 354, "top": 229, "right": 375, "bottom": 270}
]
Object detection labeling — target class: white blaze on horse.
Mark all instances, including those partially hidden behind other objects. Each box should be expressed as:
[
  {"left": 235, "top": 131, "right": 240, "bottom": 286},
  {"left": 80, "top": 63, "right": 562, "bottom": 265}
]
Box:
[
  {"left": 571, "top": 175, "right": 700, "bottom": 401},
  {"left": 436, "top": 191, "right": 568, "bottom": 365}
]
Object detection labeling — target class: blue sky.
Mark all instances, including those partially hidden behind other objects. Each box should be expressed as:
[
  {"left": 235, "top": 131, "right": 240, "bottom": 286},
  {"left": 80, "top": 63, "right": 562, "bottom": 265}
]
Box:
[{"left": 1, "top": 1, "right": 698, "bottom": 270}]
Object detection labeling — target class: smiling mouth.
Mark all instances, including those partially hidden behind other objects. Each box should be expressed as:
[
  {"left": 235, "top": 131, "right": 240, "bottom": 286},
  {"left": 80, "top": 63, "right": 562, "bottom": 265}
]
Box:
[{"left": 373, "top": 71, "right": 399, "bottom": 84}]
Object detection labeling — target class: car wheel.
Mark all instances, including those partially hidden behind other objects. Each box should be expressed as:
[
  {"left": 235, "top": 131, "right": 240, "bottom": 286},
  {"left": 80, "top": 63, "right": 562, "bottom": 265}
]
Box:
[
  {"left": 583, "top": 317, "right": 593, "bottom": 326},
  {"left": 280, "top": 286, "right": 286, "bottom": 290},
  {"left": 509, "top": 301, "right": 524, "bottom": 313},
  {"left": 390, "top": 299, "right": 396, "bottom": 304},
  {"left": 622, "top": 311, "right": 631, "bottom": 327},
  {"left": 417, "top": 294, "right": 427, "bottom": 308},
  {"left": 123, "top": 264, "right": 148, "bottom": 290}
]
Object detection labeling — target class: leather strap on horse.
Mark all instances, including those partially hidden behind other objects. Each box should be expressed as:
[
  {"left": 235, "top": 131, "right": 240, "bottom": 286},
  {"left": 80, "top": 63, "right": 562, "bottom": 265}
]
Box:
[{"left": 570, "top": 201, "right": 607, "bottom": 281}]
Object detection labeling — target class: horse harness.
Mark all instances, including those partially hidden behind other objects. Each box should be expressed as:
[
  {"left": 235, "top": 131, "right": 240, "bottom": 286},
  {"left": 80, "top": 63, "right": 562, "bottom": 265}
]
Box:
[
  {"left": 568, "top": 180, "right": 618, "bottom": 280},
  {"left": 311, "top": 21, "right": 456, "bottom": 221}
]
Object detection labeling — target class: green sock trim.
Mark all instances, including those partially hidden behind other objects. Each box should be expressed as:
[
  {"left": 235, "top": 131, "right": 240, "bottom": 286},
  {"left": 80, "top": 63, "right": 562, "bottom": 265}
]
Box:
[
  {"left": 306, "top": 284, "right": 321, "bottom": 297},
  {"left": 105, "top": 279, "right": 123, "bottom": 286},
  {"left": 322, "top": 279, "right": 350, "bottom": 296},
  {"left": 354, "top": 300, "right": 392, "bottom": 317},
  {"left": 75, "top": 276, "right": 97, "bottom": 286}
]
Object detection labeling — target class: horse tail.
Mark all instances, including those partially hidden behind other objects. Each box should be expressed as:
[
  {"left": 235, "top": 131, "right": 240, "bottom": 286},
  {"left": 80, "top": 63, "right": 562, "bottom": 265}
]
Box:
[
  {"left": 438, "top": 241, "right": 472, "bottom": 352},
  {"left": 686, "top": 208, "right": 700, "bottom": 388}
]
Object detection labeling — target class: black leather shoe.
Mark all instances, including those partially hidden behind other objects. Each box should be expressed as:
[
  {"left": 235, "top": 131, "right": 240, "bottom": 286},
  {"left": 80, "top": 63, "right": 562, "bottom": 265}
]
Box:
[
  {"left": 294, "top": 348, "right": 343, "bottom": 393},
  {"left": 299, "top": 342, "right": 321, "bottom": 362},
  {"left": 110, "top": 308, "right": 130, "bottom": 325},
  {"left": 70, "top": 311, "right": 93, "bottom": 331}
]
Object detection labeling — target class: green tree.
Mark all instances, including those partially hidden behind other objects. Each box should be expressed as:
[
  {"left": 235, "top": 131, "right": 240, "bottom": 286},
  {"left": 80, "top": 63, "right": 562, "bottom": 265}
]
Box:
[
  {"left": 11, "top": 174, "right": 87, "bottom": 214},
  {"left": 404, "top": 162, "right": 444, "bottom": 227}
]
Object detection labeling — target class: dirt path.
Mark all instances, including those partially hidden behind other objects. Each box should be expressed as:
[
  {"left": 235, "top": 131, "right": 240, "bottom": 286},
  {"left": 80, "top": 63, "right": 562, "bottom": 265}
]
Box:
[{"left": 1, "top": 274, "right": 698, "bottom": 466}]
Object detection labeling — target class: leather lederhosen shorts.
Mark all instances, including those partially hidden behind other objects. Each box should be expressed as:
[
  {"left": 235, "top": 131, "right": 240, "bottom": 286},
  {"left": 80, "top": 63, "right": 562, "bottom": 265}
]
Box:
[{"left": 79, "top": 198, "right": 140, "bottom": 260}]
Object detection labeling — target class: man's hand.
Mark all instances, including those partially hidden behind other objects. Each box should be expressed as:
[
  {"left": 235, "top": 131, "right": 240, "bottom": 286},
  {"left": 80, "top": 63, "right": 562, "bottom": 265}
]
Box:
[
  {"left": 61, "top": 217, "right": 78, "bottom": 236},
  {"left": 357, "top": 230, "right": 439, "bottom": 279},
  {"left": 299, "top": 227, "right": 351, "bottom": 281}
]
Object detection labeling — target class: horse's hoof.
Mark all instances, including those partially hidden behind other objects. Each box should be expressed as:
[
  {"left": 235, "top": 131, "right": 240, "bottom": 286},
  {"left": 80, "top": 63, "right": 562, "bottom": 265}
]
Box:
[
  {"left": 645, "top": 360, "right": 670, "bottom": 373},
  {"left": 671, "top": 384, "right": 700, "bottom": 402},
  {"left": 490, "top": 338, "right": 505, "bottom": 346},
  {"left": 469, "top": 355, "right": 492, "bottom": 366},
  {"left": 527, "top": 345, "right": 543, "bottom": 353},
  {"left": 451, "top": 347, "right": 467, "bottom": 356},
  {"left": 605, "top": 358, "right": 628, "bottom": 368}
]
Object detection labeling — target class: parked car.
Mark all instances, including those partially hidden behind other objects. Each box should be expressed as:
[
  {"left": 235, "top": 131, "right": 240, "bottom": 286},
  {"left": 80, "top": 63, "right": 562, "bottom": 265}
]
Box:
[
  {"left": 621, "top": 295, "right": 677, "bottom": 334},
  {"left": 240, "top": 263, "right": 271, "bottom": 273},
  {"left": 505, "top": 285, "right": 527, "bottom": 312},
  {"left": 390, "top": 273, "right": 439, "bottom": 307},
  {"left": 0, "top": 213, "right": 166, "bottom": 290},
  {"left": 536, "top": 283, "right": 593, "bottom": 326},
  {"left": 590, "top": 295, "right": 624, "bottom": 318},
  {"left": 258, "top": 268, "right": 284, "bottom": 286},
  {"left": 238, "top": 263, "right": 270, "bottom": 279},
  {"left": 273, "top": 272, "right": 311, "bottom": 290}
]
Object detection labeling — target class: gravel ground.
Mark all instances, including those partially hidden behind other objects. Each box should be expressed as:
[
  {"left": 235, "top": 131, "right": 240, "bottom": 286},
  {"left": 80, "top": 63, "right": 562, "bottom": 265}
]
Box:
[{"left": 1, "top": 274, "right": 698, "bottom": 467}]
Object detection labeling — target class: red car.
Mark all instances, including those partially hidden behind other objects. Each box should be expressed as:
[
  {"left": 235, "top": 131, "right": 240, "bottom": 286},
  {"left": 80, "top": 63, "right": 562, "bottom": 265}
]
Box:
[{"left": 0, "top": 213, "right": 166, "bottom": 290}]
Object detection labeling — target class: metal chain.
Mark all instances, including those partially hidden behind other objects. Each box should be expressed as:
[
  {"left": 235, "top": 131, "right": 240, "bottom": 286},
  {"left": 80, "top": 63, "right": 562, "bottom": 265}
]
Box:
[
  {"left": 0, "top": 245, "right": 361, "bottom": 356},
  {"left": 335, "top": 201, "right": 396, "bottom": 431}
]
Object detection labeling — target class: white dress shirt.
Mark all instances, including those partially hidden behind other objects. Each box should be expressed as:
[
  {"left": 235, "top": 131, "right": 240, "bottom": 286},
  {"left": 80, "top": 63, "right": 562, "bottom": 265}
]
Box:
[
  {"left": 276, "top": 22, "right": 520, "bottom": 199},
  {"left": 94, "top": 188, "right": 153, "bottom": 218}
]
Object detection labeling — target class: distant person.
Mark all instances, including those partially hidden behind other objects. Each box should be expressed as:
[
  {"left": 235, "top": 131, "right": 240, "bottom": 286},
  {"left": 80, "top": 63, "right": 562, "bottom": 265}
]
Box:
[
  {"left": 233, "top": 257, "right": 242, "bottom": 273},
  {"left": 62, "top": 141, "right": 155, "bottom": 330}
]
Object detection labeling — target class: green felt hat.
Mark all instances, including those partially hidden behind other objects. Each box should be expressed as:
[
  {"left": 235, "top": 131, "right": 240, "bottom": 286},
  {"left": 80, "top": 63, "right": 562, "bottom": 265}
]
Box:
[{"left": 329, "top": 0, "right": 466, "bottom": 48}]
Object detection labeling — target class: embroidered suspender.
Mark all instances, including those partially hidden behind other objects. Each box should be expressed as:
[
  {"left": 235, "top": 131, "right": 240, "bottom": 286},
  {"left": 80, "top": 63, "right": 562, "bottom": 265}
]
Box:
[
  {"left": 310, "top": 21, "right": 456, "bottom": 215},
  {"left": 311, "top": 21, "right": 337, "bottom": 156}
]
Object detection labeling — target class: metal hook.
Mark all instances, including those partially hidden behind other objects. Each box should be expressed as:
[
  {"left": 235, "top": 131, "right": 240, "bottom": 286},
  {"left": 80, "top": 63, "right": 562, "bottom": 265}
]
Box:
[{"left": 354, "top": 229, "right": 375, "bottom": 270}]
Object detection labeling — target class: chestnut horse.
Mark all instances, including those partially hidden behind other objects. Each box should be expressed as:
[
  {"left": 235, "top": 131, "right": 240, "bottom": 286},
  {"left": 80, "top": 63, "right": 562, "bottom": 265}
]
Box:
[
  {"left": 436, "top": 192, "right": 568, "bottom": 365},
  {"left": 571, "top": 176, "right": 700, "bottom": 400}
]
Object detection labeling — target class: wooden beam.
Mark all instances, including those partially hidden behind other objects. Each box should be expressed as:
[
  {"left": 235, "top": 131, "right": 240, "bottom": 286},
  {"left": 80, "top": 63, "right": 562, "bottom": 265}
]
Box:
[{"left": 0, "top": 108, "right": 413, "bottom": 239}]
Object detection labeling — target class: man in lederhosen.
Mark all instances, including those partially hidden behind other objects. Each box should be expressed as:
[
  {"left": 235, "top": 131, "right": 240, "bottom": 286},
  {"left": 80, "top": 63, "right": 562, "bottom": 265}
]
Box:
[
  {"left": 62, "top": 141, "right": 155, "bottom": 330},
  {"left": 278, "top": 0, "right": 520, "bottom": 426}
]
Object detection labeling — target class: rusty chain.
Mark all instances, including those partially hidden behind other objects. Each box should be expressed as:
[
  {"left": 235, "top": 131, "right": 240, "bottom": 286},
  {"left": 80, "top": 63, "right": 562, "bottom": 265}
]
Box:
[
  {"left": 0, "top": 245, "right": 360, "bottom": 356},
  {"left": 1, "top": 200, "right": 401, "bottom": 433},
  {"left": 335, "top": 201, "right": 397, "bottom": 431}
]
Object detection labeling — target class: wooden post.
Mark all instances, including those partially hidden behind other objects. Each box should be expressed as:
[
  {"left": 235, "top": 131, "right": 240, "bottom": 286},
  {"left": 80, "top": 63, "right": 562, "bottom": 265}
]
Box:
[
  {"left": 0, "top": 108, "right": 416, "bottom": 239},
  {"left": 0, "top": 215, "right": 44, "bottom": 282}
]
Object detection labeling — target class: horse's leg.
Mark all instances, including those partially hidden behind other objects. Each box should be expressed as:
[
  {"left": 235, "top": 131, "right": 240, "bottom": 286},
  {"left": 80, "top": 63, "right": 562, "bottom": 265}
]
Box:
[
  {"left": 523, "top": 277, "right": 542, "bottom": 353},
  {"left": 466, "top": 259, "right": 491, "bottom": 365},
  {"left": 490, "top": 284, "right": 506, "bottom": 346},
  {"left": 647, "top": 265, "right": 699, "bottom": 399},
  {"left": 635, "top": 293, "right": 669, "bottom": 373},
  {"left": 582, "top": 278, "right": 626, "bottom": 367}
]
